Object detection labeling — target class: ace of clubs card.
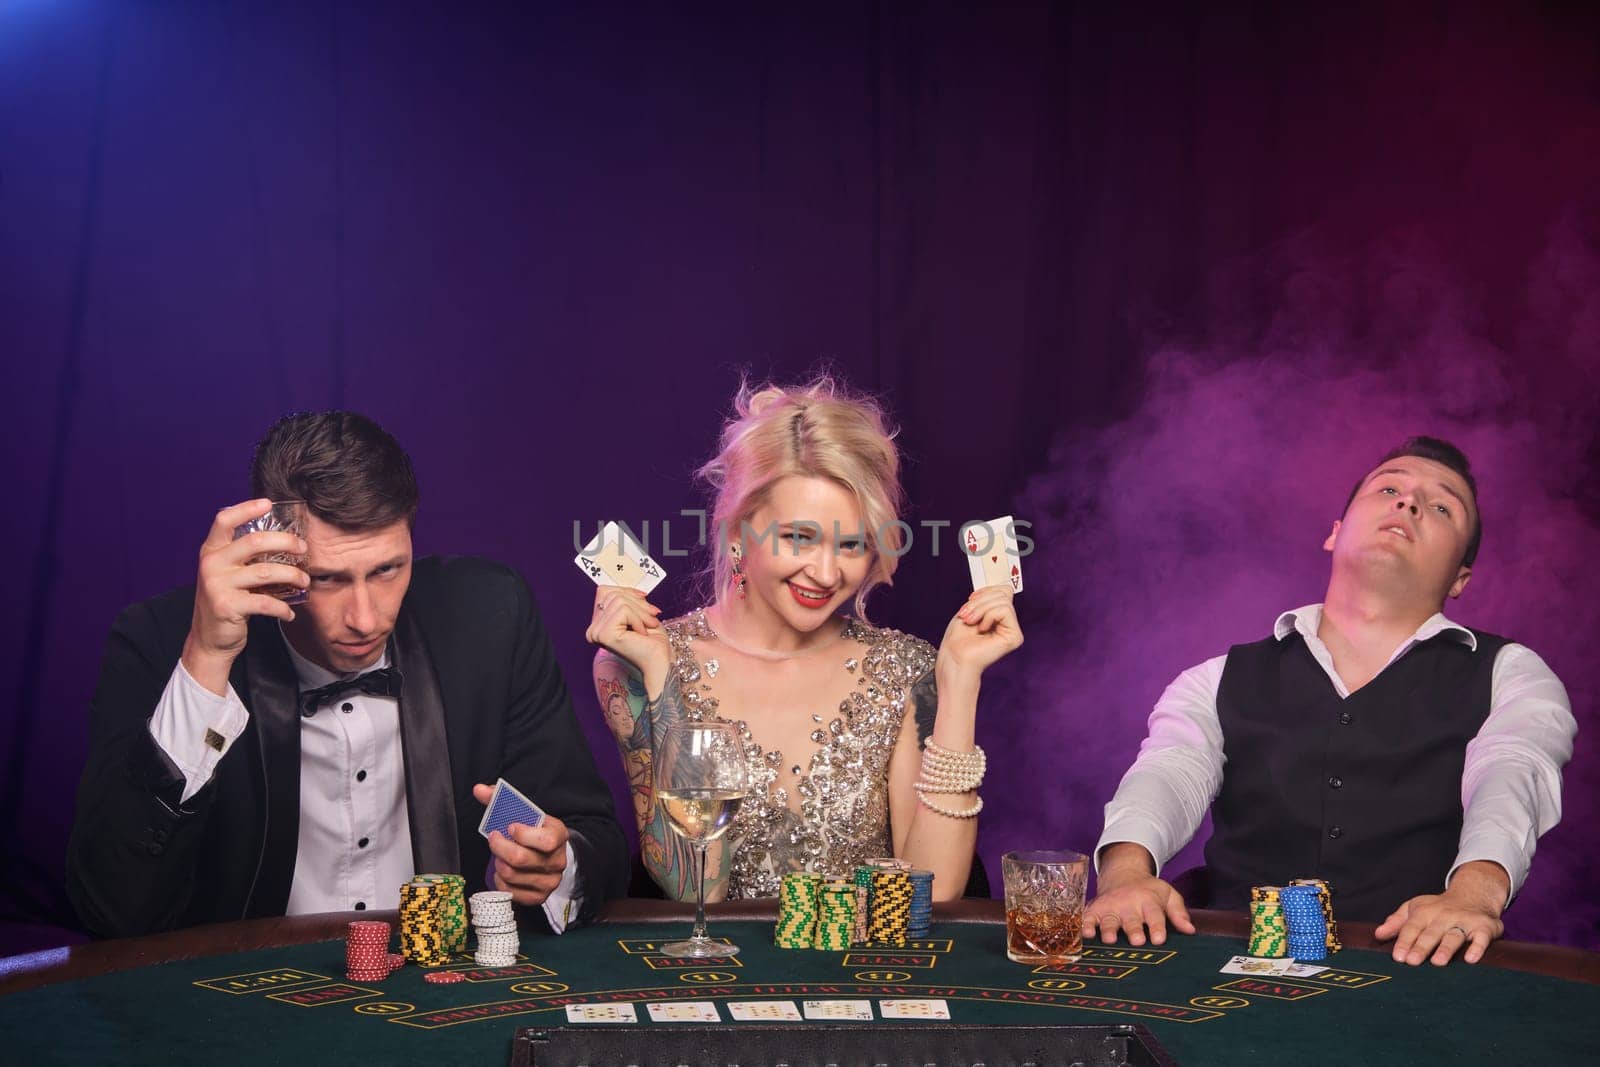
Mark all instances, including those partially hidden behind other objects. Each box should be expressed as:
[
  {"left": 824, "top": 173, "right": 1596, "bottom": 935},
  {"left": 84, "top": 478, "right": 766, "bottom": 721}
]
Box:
[{"left": 574, "top": 521, "right": 665, "bottom": 594}]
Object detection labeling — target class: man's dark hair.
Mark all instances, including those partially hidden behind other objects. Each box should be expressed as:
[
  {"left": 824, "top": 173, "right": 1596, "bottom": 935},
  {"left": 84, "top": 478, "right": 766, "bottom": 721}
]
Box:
[
  {"left": 249, "top": 412, "right": 419, "bottom": 530},
  {"left": 1342, "top": 435, "right": 1480, "bottom": 567}
]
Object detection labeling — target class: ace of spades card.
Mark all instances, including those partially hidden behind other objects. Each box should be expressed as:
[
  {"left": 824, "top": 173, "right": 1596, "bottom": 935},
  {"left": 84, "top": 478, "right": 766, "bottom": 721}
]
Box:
[
  {"left": 574, "top": 521, "right": 666, "bottom": 594},
  {"left": 961, "top": 516, "right": 1023, "bottom": 594}
]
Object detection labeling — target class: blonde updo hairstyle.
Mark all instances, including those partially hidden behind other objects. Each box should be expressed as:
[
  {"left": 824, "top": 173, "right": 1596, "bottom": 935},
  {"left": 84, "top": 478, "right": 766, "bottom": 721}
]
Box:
[{"left": 697, "top": 376, "right": 905, "bottom": 621}]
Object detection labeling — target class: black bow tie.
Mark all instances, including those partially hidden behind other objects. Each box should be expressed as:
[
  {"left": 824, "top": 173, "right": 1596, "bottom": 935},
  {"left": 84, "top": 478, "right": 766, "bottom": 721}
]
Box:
[{"left": 300, "top": 666, "right": 403, "bottom": 717}]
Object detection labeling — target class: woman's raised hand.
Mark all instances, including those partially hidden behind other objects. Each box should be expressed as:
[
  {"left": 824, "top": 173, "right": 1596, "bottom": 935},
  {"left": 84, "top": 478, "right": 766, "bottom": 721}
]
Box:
[
  {"left": 935, "top": 584, "right": 1024, "bottom": 684},
  {"left": 585, "top": 586, "right": 673, "bottom": 698}
]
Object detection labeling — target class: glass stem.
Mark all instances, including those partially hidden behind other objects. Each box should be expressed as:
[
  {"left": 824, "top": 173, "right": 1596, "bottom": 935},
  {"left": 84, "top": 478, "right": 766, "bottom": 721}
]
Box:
[{"left": 691, "top": 843, "right": 709, "bottom": 941}]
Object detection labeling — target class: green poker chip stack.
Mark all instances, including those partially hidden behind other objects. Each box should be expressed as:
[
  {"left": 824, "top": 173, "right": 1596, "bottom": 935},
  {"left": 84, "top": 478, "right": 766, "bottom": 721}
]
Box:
[
  {"left": 814, "top": 879, "right": 858, "bottom": 951},
  {"left": 1248, "top": 886, "right": 1288, "bottom": 958},
  {"left": 775, "top": 872, "right": 820, "bottom": 949}
]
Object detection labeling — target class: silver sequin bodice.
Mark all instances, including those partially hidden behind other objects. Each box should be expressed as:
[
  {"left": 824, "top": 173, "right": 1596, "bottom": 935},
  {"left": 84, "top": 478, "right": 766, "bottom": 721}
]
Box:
[{"left": 663, "top": 609, "right": 936, "bottom": 899}]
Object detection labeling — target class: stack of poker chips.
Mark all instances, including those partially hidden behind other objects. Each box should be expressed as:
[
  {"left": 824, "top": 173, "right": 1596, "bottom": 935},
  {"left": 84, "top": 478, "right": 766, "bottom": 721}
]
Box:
[
  {"left": 867, "top": 868, "right": 912, "bottom": 947},
  {"left": 1248, "top": 886, "right": 1289, "bottom": 958},
  {"left": 398, "top": 879, "right": 450, "bottom": 966},
  {"left": 1290, "top": 878, "right": 1341, "bottom": 953},
  {"left": 814, "top": 878, "right": 858, "bottom": 951},
  {"left": 470, "top": 889, "right": 519, "bottom": 967},
  {"left": 851, "top": 867, "right": 874, "bottom": 946},
  {"left": 412, "top": 873, "right": 469, "bottom": 953},
  {"left": 1280, "top": 883, "right": 1329, "bottom": 961},
  {"left": 775, "top": 872, "right": 821, "bottom": 949},
  {"left": 907, "top": 869, "right": 934, "bottom": 938},
  {"left": 345, "top": 920, "right": 397, "bottom": 982}
]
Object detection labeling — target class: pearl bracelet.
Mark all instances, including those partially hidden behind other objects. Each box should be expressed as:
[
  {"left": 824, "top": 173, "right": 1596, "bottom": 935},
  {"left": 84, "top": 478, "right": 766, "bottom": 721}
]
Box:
[
  {"left": 914, "top": 786, "right": 984, "bottom": 819},
  {"left": 919, "top": 740, "right": 986, "bottom": 793}
]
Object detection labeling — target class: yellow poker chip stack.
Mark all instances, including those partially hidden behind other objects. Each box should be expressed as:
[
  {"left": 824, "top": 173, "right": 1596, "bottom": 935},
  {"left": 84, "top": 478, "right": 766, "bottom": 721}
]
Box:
[
  {"left": 775, "top": 872, "right": 820, "bottom": 949},
  {"left": 1247, "top": 886, "right": 1288, "bottom": 958},
  {"left": 398, "top": 879, "right": 450, "bottom": 966},
  {"left": 1291, "top": 878, "right": 1341, "bottom": 953},
  {"left": 867, "top": 869, "right": 912, "bottom": 947},
  {"left": 413, "top": 873, "right": 469, "bottom": 952},
  {"left": 814, "top": 878, "right": 857, "bottom": 951}
]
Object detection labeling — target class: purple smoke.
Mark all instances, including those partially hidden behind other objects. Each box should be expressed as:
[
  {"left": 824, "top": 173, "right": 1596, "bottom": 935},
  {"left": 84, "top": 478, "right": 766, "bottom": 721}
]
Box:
[{"left": 982, "top": 212, "right": 1600, "bottom": 948}]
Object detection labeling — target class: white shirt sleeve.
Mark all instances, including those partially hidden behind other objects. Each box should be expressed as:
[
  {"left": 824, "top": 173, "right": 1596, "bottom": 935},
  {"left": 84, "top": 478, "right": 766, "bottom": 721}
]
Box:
[
  {"left": 540, "top": 839, "right": 584, "bottom": 934},
  {"left": 146, "top": 660, "right": 251, "bottom": 804},
  {"left": 1095, "top": 655, "right": 1228, "bottom": 876},
  {"left": 1451, "top": 643, "right": 1576, "bottom": 903}
]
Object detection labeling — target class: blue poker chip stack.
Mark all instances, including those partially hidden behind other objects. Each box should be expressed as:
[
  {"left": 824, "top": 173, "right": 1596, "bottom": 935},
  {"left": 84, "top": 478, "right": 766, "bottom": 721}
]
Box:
[
  {"left": 907, "top": 869, "right": 934, "bottom": 938},
  {"left": 1280, "top": 884, "right": 1328, "bottom": 961}
]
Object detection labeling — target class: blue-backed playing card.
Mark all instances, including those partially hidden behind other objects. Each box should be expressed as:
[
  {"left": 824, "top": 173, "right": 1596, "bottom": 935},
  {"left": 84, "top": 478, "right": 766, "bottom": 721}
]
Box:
[{"left": 478, "top": 777, "right": 546, "bottom": 840}]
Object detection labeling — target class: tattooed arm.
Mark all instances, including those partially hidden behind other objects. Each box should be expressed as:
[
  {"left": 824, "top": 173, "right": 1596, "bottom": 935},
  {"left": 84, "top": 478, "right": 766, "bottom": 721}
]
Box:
[{"left": 592, "top": 649, "right": 733, "bottom": 902}]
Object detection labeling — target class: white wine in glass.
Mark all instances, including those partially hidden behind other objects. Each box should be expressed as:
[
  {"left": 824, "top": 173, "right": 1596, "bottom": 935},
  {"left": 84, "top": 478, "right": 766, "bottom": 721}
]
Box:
[{"left": 656, "top": 722, "right": 749, "bottom": 957}]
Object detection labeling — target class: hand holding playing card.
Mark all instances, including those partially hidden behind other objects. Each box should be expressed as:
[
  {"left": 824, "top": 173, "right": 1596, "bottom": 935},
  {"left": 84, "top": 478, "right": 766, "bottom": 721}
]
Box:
[
  {"left": 472, "top": 781, "right": 572, "bottom": 906},
  {"left": 584, "top": 587, "right": 672, "bottom": 699},
  {"left": 936, "top": 584, "right": 1024, "bottom": 684},
  {"left": 577, "top": 520, "right": 673, "bottom": 698}
]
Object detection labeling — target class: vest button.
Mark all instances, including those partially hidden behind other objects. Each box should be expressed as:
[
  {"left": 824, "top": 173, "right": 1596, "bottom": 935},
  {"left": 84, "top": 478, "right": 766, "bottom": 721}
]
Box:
[
  {"left": 1338, "top": 713, "right": 1352, "bottom": 725},
  {"left": 1328, "top": 776, "right": 1343, "bottom": 789},
  {"left": 1328, "top": 826, "right": 1343, "bottom": 839}
]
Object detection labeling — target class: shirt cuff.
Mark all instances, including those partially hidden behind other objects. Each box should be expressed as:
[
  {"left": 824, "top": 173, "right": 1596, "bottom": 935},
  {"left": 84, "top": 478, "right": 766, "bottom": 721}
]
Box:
[
  {"left": 147, "top": 661, "right": 250, "bottom": 804},
  {"left": 541, "top": 839, "right": 584, "bottom": 934}
]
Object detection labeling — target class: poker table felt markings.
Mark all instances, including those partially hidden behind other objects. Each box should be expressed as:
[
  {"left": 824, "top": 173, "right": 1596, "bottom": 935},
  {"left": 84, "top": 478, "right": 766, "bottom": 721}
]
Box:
[{"left": 4, "top": 915, "right": 1598, "bottom": 1066}]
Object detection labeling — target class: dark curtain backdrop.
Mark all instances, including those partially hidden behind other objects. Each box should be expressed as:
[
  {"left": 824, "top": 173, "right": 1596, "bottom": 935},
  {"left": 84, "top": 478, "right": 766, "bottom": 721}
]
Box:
[{"left": 4, "top": 1, "right": 1598, "bottom": 951}]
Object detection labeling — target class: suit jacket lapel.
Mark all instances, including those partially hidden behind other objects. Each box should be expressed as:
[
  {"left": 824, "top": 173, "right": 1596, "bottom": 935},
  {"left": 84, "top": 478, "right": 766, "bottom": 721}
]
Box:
[
  {"left": 393, "top": 605, "right": 460, "bottom": 875},
  {"left": 240, "top": 619, "right": 303, "bottom": 918}
]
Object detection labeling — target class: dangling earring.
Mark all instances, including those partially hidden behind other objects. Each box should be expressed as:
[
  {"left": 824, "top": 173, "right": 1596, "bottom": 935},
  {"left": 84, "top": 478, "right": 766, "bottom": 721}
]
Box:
[{"left": 730, "top": 543, "right": 747, "bottom": 600}]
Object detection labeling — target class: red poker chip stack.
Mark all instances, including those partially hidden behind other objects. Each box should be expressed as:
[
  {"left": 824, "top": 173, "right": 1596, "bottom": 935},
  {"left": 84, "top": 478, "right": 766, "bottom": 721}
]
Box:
[
  {"left": 346, "top": 920, "right": 394, "bottom": 982},
  {"left": 424, "top": 971, "right": 465, "bottom": 984}
]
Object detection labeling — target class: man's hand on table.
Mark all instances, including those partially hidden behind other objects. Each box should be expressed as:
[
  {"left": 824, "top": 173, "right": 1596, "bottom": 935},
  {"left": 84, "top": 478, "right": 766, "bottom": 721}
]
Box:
[
  {"left": 1375, "top": 860, "right": 1508, "bottom": 966},
  {"left": 1082, "top": 843, "right": 1196, "bottom": 947},
  {"left": 473, "top": 782, "right": 572, "bottom": 907}
]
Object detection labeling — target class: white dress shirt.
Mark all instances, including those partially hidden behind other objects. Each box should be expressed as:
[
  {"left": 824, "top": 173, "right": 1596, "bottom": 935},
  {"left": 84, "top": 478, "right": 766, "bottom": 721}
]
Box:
[
  {"left": 1097, "top": 605, "right": 1575, "bottom": 903},
  {"left": 147, "top": 633, "right": 582, "bottom": 928}
]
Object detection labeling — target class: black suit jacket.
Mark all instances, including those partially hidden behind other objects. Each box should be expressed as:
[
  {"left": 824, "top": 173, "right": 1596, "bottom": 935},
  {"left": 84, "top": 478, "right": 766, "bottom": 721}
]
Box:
[{"left": 66, "top": 555, "right": 628, "bottom": 938}]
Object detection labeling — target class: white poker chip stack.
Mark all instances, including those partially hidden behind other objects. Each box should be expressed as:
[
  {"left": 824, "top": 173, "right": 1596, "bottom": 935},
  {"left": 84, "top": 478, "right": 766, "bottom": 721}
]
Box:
[{"left": 469, "top": 890, "right": 519, "bottom": 967}]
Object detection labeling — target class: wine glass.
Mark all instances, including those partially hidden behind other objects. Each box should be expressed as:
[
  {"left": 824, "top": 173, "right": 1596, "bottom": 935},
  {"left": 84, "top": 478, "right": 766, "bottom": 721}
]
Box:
[{"left": 656, "top": 721, "right": 750, "bottom": 957}]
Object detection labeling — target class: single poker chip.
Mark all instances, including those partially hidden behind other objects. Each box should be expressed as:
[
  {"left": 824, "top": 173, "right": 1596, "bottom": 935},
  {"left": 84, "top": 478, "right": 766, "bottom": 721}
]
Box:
[{"left": 425, "top": 970, "right": 467, "bottom": 984}]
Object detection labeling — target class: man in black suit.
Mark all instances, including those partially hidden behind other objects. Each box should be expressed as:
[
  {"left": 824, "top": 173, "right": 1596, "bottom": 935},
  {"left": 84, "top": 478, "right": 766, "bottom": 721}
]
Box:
[{"left": 67, "top": 412, "right": 627, "bottom": 938}]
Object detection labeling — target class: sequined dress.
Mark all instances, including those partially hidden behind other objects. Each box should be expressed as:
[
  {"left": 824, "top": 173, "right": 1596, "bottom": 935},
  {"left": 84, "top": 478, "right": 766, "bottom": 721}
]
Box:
[{"left": 663, "top": 608, "right": 937, "bottom": 899}]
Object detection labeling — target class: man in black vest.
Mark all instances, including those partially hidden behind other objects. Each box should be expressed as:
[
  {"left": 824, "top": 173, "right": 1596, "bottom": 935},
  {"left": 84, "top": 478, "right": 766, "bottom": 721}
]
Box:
[
  {"left": 67, "top": 412, "right": 628, "bottom": 937},
  {"left": 1084, "top": 437, "right": 1573, "bottom": 966}
]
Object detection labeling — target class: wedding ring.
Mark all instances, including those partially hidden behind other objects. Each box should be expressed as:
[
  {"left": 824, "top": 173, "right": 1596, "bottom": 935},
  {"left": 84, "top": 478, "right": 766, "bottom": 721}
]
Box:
[{"left": 1448, "top": 925, "right": 1469, "bottom": 937}]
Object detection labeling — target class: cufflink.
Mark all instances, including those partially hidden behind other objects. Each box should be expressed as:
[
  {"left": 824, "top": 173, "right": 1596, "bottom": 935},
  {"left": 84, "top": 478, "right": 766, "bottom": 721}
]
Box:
[{"left": 204, "top": 728, "right": 225, "bottom": 753}]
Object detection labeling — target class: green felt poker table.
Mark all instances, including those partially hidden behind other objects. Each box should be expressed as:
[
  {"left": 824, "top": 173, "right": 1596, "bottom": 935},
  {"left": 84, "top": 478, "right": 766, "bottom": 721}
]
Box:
[{"left": 2, "top": 900, "right": 1596, "bottom": 1065}]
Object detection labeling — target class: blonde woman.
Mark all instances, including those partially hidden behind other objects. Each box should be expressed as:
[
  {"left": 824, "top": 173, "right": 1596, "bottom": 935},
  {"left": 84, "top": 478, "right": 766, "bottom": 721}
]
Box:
[{"left": 586, "top": 377, "right": 1022, "bottom": 901}]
